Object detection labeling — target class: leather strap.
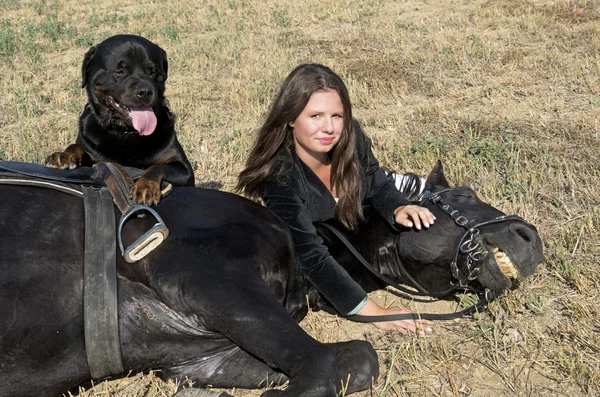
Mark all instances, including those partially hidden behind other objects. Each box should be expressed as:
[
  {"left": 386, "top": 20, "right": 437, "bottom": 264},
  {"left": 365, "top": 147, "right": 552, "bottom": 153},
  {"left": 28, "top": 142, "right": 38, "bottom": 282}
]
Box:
[
  {"left": 318, "top": 222, "right": 489, "bottom": 322},
  {"left": 93, "top": 163, "right": 135, "bottom": 214},
  {"left": 83, "top": 187, "right": 124, "bottom": 379}
]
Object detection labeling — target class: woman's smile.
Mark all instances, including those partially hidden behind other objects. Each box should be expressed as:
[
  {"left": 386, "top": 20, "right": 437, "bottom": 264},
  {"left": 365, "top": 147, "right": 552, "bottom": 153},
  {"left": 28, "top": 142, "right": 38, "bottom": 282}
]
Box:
[{"left": 290, "top": 89, "right": 344, "bottom": 167}]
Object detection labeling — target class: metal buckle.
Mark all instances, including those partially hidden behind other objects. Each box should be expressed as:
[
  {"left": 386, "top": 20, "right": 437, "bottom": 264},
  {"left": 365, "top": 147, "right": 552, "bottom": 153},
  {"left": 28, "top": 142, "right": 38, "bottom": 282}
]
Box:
[
  {"left": 454, "top": 216, "right": 468, "bottom": 226},
  {"left": 468, "top": 267, "right": 481, "bottom": 281},
  {"left": 118, "top": 205, "right": 169, "bottom": 263}
]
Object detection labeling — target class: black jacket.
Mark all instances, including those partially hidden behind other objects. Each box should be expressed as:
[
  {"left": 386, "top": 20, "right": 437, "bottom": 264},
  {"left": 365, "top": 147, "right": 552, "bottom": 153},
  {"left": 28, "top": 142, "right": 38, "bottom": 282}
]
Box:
[{"left": 263, "top": 121, "right": 410, "bottom": 314}]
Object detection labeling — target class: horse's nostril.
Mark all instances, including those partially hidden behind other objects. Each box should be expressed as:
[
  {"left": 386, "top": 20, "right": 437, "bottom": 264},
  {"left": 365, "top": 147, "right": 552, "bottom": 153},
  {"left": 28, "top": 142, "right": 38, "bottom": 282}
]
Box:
[{"left": 509, "top": 223, "right": 534, "bottom": 243}]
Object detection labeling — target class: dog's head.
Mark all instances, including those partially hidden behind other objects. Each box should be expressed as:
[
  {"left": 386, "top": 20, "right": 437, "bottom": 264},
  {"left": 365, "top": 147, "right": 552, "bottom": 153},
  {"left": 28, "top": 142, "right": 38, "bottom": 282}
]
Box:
[{"left": 82, "top": 35, "right": 169, "bottom": 136}]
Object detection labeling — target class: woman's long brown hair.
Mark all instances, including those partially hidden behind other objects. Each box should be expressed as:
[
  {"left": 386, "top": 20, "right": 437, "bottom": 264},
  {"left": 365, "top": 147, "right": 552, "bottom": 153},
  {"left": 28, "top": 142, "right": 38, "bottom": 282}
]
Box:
[{"left": 236, "top": 64, "right": 363, "bottom": 230}]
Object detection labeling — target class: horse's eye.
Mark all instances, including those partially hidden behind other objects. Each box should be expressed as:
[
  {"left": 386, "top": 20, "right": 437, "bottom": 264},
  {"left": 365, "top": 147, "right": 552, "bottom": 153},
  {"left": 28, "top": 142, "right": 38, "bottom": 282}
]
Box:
[{"left": 456, "top": 193, "right": 476, "bottom": 202}]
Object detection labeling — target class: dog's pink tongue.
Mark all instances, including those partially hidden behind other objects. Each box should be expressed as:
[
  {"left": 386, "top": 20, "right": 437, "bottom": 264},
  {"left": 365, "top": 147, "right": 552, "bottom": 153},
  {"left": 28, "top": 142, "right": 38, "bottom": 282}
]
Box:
[{"left": 129, "top": 107, "right": 157, "bottom": 136}]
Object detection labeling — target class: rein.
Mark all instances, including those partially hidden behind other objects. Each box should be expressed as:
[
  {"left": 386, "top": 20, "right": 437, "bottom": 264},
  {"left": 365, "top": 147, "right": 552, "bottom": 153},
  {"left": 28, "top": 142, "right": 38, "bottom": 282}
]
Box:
[
  {"left": 322, "top": 187, "right": 529, "bottom": 323},
  {"left": 320, "top": 222, "right": 493, "bottom": 322}
]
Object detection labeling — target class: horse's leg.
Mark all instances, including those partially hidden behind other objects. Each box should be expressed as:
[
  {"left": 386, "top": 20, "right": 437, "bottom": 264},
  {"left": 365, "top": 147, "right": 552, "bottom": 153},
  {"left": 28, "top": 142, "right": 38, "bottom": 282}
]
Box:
[
  {"left": 159, "top": 339, "right": 377, "bottom": 395},
  {"left": 159, "top": 343, "right": 289, "bottom": 389},
  {"left": 153, "top": 259, "right": 377, "bottom": 396}
]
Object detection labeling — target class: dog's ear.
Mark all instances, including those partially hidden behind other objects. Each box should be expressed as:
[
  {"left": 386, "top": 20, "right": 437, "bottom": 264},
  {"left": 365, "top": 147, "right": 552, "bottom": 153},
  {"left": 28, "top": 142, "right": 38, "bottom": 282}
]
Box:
[
  {"left": 158, "top": 46, "right": 168, "bottom": 82},
  {"left": 81, "top": 45, "right": 97, "bottom": 88}
]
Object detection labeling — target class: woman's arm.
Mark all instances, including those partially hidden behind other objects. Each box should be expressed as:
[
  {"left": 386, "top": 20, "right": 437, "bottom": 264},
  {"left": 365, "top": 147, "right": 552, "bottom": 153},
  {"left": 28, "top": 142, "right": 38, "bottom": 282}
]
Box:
[{"left": 263, "top": 180, "right": 367, "bottom": 315}]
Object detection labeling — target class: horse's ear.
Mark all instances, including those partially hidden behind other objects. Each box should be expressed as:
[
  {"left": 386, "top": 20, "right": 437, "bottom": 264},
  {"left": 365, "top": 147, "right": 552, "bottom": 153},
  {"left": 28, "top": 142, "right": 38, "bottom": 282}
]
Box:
[
  {"left": 81, "top": 45, "right": 97, "bottom": 88},
  {"left": 425, "top": 160, "right": 450, "bottom": 190}
]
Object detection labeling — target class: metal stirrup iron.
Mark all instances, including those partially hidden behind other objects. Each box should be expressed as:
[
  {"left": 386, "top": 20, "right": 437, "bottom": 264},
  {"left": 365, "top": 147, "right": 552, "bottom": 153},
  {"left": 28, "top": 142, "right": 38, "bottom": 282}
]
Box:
[{"left": 94, "top": 162, "right": 169, "bottom": 263}]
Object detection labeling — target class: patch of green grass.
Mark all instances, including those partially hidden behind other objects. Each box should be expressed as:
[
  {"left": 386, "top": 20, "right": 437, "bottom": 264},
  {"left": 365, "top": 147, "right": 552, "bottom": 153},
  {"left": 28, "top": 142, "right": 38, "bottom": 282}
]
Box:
[
  {"left": 464, "top": 127, "right": 507, "bottom": 167},
  {"left": 395, "top": 20, "right": 413, "bottom": 30},
  {"left": 410, "top": 137, "right": 450, "bottom": 157},
  {"left": 524, "top": 295, "right": 545, "bottom": 314},
  {"left": 208, "top": 4, "right": 223, "bottom": 25},
  {"left": 456, "top": 292, "right": 479, "bottom": 310},
  {"left": 73, "top": 30, "right": 96, "bottom": 47},
  {"left": 546, "top": 244, "right": 575, "bottom": 284},
  {"left": 357, "top": 7, "right": 376, "bottom": 23},
  {"left": 32, "top": 0, "right": 59, "bottom": 15},
  {"left": 0, "top": 0, "right": 20, "bottom": 10},
  {"left": 272, "top": 9, "right": 291, "bottom": 28},
  {"left": 39, "top": 14, "right": 67, "bottom": 41},
  {"left": 87, "top": 13, "right": 129, "bottom": 28},
  {"left": 161, "top": 24, "right": 181, "bottom": 41},
  {"left": 0, "top": 20, "right": 17, "bottom": 58},
  {"left": 234, "top": 18, "right": 245, "bottom": 32}
]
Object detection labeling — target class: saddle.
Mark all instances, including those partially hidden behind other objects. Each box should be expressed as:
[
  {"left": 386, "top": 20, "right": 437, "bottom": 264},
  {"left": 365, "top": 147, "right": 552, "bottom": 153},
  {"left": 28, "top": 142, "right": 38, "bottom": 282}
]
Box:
[
  {"left": 0, "top": 160, "right": 172, "bottom": 379},
  {"left": 0, "top": 161, "right": 171, "bottom": 262}
]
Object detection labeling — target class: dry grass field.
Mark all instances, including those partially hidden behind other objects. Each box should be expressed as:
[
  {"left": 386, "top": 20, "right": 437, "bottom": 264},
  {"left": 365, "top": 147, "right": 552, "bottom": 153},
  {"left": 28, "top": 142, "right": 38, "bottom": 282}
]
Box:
[{"left": 1, "top": 0, "right": 599, "bottom": 396}]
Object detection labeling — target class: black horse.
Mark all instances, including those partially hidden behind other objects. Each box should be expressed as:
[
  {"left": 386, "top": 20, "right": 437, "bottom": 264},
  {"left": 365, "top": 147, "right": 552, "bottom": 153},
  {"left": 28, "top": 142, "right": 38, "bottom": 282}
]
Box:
[{"left": 0, "top": 162, "right": 543, "bottom": 397}]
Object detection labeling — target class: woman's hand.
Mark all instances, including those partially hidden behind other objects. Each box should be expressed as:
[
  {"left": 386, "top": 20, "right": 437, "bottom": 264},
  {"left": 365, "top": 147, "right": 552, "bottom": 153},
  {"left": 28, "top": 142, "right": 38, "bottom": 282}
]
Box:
[
  {"left": 356, "top": 298, "right": 432, "bottom": 335},
  {"left": 393, "top": 205, "right": 436, "bottom": 230}
]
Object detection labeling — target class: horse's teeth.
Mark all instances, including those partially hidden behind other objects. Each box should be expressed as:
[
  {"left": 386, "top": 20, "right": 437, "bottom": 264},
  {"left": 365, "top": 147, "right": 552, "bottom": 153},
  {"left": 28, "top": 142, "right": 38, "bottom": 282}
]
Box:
[{"left": 494, "top": 248, "right": 518, "bottom": 278}]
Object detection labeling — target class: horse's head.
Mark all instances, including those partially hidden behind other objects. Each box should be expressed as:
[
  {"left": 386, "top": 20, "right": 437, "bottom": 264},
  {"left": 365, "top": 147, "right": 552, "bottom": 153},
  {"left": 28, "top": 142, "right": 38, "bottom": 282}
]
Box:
[{"left": 393, "top": 161, "right": 544, "bottom": 296}]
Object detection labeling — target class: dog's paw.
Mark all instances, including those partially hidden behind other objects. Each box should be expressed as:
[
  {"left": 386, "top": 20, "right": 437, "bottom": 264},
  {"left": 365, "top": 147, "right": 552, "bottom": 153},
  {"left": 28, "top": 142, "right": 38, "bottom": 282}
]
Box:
[
  {"left": 131, "top": 177, "right": 161, "bottom": 206},
  {"left": 45, "top": 152, "right": 80, "bottom": 169}
]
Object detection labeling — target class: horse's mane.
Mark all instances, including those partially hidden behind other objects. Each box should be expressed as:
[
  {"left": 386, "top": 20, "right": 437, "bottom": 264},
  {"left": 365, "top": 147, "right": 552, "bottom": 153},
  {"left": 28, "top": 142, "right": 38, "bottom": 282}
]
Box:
[{"left": 382, "top": 168, "right": 427, "bottom": 203}]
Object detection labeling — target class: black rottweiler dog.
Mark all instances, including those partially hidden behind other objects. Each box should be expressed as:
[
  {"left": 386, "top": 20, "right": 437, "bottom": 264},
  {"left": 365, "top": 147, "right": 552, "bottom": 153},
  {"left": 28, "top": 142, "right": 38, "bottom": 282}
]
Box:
[{"left": 45, "top": 35, "right": 194, "bottom": 205}]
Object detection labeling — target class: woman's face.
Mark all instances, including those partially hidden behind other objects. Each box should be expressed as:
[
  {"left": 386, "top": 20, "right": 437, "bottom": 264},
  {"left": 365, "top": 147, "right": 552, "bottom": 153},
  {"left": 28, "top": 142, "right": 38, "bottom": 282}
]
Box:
[{"left": 290, "top": 89, "right": 344, "bottom": 165}]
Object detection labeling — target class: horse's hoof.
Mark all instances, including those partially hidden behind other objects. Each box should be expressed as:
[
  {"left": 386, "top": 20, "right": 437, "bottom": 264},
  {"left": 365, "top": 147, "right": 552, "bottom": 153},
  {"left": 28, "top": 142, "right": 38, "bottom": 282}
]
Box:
[{"left": 173, "top": 388, "right": 233, "bottom": 397}]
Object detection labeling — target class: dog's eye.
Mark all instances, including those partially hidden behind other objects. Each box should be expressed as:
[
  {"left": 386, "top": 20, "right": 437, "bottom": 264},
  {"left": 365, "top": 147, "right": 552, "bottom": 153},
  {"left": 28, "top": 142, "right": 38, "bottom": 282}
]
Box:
[{"left": 115, "top": 69, "right": 125, "bottom": 76}]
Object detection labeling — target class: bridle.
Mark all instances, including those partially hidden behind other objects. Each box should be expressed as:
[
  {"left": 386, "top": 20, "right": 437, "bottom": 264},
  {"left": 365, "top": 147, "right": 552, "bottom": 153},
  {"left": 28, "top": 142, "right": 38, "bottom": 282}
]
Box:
[
  {"left": 423, "top": 188, "right": 529, "bottom": 289},
  {"left": 320, "top": 186, "right": 531, "bottom": 322}
]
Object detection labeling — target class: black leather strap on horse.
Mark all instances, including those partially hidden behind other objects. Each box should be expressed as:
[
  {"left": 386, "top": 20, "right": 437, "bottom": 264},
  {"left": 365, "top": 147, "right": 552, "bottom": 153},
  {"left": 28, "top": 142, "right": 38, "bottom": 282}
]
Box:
[
  {"left": 93, "top": 163, "right": 136, "bottom": 214},
  {"left": 318, "top": 222, "right": 490, "bottom": 322},
  {"left": 83, "top": 186, "right": 125, "bottom": 379}
]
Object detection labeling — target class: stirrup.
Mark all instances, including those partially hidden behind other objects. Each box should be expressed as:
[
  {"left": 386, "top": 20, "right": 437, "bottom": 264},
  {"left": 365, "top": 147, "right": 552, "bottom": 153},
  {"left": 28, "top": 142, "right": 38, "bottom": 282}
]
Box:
[{"left": 118, "top": 205, "right": 169, "bottom": 263}]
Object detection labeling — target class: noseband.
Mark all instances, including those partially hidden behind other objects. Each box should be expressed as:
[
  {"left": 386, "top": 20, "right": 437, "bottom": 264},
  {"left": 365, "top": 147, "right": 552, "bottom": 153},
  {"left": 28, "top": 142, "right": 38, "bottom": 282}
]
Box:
[{"left": 424, "top": 188, "right": 529, "bottom": 288}]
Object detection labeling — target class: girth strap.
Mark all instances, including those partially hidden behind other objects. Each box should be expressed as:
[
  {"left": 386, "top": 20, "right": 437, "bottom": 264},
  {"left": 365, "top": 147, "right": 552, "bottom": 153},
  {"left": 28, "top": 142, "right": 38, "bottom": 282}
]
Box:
[{"left": 83, "top": 187, "right": 124, "bottom": 379}]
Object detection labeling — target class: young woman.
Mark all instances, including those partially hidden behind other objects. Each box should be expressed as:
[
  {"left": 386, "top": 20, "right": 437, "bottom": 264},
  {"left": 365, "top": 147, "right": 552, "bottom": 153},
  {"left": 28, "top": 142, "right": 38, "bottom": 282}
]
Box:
[{"left": 237, "top": 64, "right": 436, "bottom": 334}]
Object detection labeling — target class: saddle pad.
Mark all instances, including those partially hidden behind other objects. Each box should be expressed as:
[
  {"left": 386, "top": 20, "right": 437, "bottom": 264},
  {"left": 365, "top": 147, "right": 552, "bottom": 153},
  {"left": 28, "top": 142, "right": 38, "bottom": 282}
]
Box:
[{"left": 0, "top": 161, "right": 144, "bottom": 185}]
